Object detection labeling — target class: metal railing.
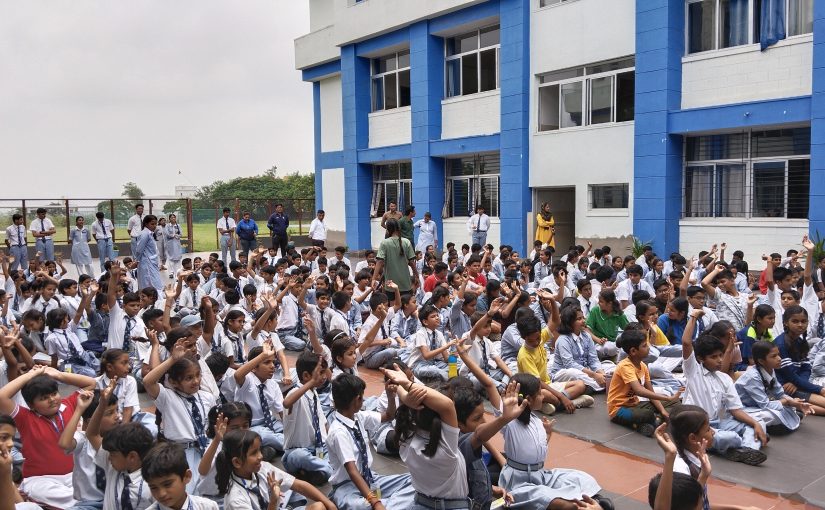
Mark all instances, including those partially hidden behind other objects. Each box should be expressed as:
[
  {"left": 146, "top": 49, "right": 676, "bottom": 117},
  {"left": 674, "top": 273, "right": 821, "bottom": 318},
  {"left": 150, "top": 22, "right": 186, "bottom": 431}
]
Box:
[{"left": 0, "top": 197, "right": 315, "bottom": 254}]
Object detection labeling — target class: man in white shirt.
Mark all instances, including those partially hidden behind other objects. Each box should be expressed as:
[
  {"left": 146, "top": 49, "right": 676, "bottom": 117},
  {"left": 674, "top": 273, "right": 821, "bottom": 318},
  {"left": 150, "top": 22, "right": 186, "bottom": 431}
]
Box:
[
  {"left": 217, "top": 207, "right": 237, "bottom": 263},
  {"left": 5, "top": 213, "right": 28, "bottom": 270},
  {"left": 92, "top": 211, "right": 116, "bottom": 272},
  {"left": 126, "top": 203, "right": 145, "bottom": 257},
  {"left": 30, "top": 207, "right": 56, "bottom": 262},
  {"left": 466, "top": 205, "right": 490, "bottom": 248},
  {"left": 308, "top": 209, "right": 327, "bottom": 248}
]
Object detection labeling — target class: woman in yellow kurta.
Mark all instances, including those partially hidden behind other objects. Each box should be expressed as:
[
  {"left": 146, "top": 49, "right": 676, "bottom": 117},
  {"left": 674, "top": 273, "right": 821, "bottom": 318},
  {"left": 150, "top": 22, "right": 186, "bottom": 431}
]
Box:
[{"left": 535, "top": 202, "right": 555, "bottom": 248}]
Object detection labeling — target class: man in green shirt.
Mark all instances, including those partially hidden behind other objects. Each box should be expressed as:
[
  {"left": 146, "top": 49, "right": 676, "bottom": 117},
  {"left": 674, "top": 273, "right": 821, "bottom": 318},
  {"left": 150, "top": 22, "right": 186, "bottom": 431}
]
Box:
[
  {"left": 373, "top": 218, "right": 418, "bottom": 295},
  {"left": 399, "top": 206, "right": 416, "bottom": 247}
]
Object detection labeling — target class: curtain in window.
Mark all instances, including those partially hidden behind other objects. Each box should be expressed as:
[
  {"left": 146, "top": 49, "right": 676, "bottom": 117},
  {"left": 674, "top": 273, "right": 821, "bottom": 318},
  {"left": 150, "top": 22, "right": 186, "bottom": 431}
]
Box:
[
  {"left": 442, "top": 179, "right": 452, "bottom": 218},
  {"left": 370, "top": 182, "right": 382, "bottom": 218},
  {"left": 726, "top": 0, "right": 749, "bottom": 47},
  {"left": 686, "top": 166, "right": 714, "bottom": 217},
  {"left": 760, "top": 0, "right": 786, "bottom": 50}
]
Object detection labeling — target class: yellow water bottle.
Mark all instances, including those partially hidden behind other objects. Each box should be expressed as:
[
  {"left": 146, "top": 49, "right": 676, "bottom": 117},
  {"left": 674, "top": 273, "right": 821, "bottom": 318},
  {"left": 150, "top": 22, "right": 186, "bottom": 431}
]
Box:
[{"left": 447, "top": 347, "right": 458, "bottom": 379}]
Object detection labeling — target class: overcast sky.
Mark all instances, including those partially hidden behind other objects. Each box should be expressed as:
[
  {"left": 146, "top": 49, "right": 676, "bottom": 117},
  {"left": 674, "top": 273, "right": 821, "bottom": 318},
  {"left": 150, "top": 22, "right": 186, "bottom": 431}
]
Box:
[{"left": 0, "top": 1, "right": 312, "bottom": 199}]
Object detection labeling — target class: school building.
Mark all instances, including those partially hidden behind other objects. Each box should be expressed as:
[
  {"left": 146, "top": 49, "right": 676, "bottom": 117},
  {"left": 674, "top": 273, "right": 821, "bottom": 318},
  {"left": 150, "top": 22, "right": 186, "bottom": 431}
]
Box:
[{"left": 295, "top": 0, "right": 822, "bottom": 258}]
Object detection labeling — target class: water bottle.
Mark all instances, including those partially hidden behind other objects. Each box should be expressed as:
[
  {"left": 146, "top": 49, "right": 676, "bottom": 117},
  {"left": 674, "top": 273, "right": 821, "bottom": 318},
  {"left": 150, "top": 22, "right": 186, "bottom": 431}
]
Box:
[{"left": 447, "top": 345, "right": 458, "bottom": 379}]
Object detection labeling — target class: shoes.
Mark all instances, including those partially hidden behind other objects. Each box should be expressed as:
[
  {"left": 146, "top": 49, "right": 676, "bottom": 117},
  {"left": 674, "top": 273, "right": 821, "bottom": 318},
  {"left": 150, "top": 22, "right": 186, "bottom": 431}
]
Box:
[
  {"left": 637, "top": 423, "right": 656, "bottom": 437},
  {"left": 572, "top": 395, "right": 595, "bottom": 409},
  {"left": 260, "top": 446, "right": 279, "bottom": 463},
  {"left": 592, "top": 494, "right": 615, "bottom": 510},
  {"left": 540, "top": 403, "right": 556, "bottom": 415},
  {"left": 722, "top": 447, "right": 767, "bottom": 466}
]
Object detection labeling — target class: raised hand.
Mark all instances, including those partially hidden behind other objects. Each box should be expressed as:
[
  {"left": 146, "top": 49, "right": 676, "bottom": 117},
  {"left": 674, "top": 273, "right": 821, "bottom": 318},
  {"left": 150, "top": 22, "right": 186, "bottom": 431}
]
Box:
[
  {"left": 501, "top": 381, "right": 529, "bottom": 422},
  {"left": 654, "top": 423, "right": 677, "bottom": 458},
  {"left": 541, "top": 417, "right": 556, "bottom": 437},
  {"left": 76, "top": 390, "right": 95, "bottom": 410},
  {"left": 380, "top": 364, "right": 411, "bottom": 386},
  {"left": 267, "top": 472, "right": 282, "bottom": 503},
  {"left": 213, "top": 413, "right": 228, "bottom": 441},
  {"left": 171, "top": 341, "right": 187, "bottom": 360}
]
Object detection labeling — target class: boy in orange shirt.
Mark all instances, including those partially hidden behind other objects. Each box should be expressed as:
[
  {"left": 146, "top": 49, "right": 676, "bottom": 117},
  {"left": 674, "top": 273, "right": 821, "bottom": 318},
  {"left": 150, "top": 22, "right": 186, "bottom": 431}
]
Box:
[{"left": 607, "top": 329, "right": 682, "bottom": 436}]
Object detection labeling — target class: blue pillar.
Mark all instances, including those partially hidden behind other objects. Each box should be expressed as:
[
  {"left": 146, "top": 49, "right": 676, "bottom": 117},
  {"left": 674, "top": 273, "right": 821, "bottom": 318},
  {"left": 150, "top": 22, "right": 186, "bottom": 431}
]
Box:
[
  {"left": 411, "top": 21, "right": 445, "bottom": 249},
  {"left": 313, "top": 82, "right": 323, "bottom": 210},
  {"left": 810, "top": 1, "right": 825, "bottom": 236},
  {"left": 341, "top": 44, "right": 373, "bottom": 249},
  {"left": 633, "top": 1, "right": 684, "bottom": 255},
  {"left": 499, "top": 0, "right": 531, "bottom": 255}
]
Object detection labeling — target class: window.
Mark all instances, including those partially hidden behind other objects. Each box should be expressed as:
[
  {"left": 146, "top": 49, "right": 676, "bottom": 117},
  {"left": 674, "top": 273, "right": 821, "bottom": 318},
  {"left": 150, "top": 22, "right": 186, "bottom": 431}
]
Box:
[
  {"left": 370, "top": 162, "right": 412, "bottom": 217},
  {"left": 589, "top": 184, "right": 629, "bottom": 209},
  {"left": 682, "top": 127, "right": 810, "bottom": 219},
  {"left": 538, "top": 57, "right": 634, "bottom": 131},
  {"left": 687, "top": 0, "right": 813, "bottom": 55},
  {"left": 445, "top": 25, "right": 499, "bottom": 98},
  {"left": 443, "top": 154, "right": 500, "bottom": 217},
  {"left": 371, "top": 51, "right": 411, "bottom": 112}
]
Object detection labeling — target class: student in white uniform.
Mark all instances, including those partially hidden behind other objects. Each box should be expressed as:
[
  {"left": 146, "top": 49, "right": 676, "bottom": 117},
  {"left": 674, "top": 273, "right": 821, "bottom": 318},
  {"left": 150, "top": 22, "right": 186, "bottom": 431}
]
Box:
[
  {"left": 382, "top": 366, "right": 471, "bottom": 510},
  {"left": 327, "top": 373, "right": 414, "bottom": 510},
  {"left": 57, "top": 387, "right": 121, "bottom": 510},
  {"left": 497, "top": 373, "right": 606, "bottom": 509},
  {"left": 69, "top": 216, "right": 95, "bottom": 277},
  {"left": 142, "top": 442, "right": 219, "bottom": 510},
  {"left": 30, "top": 208, "right": 56, "bottom": 262},
  {"left": 214, "top": 429, "right": 335, "bottom": 510},
  {"left": 92, "top": 212, "right": 116, "bottom": 273},
  {"left": 127, "top": 204, "right": 146, "bottom": 258},
  {"left": 232, "top": 342, "right": 285, "bottom": 455},
  {"left": 94, "top": 422, "right": 157, "bottom": 510},
  {"left": 144, "top": 342, "right": 218, "bottom": 493},
  {"left": 165, "top": 214, "right": 184, "bottom": 280},
  {"left": 413, "top": 212, "right": 438, "bottom": 253},
  {"left": 217, "top": 208, "right": 237, "bottom": 264},
  {"left": 5, "top": 213, "right": 29, "bottom": 271},
  {"left": 281, "top": 351, "right": 332, "bottom": 485}
]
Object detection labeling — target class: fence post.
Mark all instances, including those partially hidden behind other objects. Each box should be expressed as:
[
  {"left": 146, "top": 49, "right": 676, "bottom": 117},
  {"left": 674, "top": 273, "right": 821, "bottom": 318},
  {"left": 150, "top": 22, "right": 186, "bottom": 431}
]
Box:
[
  {"left": 65, "top": 199, "right": 71, "bottom": 244},
  {"left": 214, "top": 202, "right": 219, "bottom": 252},
  {"left": 109, "top": 200, "right": 115, "bottom": 241},
  {"left": 186, "top": 199, "right": 194, "bottom": 253},
  {"left": 21, "top": 200, "right": 27, "bottom": 227},
  {"left": 148, "top": 199, "right": 153, "bottom": 216},
  {"left": 234, "top": 198, "right": 240, "bottom": 250}
]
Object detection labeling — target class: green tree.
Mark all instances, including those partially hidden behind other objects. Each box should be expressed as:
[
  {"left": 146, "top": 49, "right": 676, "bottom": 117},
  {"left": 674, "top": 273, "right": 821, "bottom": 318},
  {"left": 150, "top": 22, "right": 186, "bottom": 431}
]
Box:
[{"left": 96, "top": 182, "right": 147, "bottom": 225}]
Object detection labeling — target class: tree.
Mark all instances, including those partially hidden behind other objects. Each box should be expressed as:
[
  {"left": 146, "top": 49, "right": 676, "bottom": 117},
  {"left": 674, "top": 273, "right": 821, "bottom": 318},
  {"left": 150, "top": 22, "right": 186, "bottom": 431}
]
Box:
[
  {"left": 96, "top": 182, "right": 147, "bottom": 224},
  {"left": 122, "top": 182, "right": 144, "bottom": 199}
]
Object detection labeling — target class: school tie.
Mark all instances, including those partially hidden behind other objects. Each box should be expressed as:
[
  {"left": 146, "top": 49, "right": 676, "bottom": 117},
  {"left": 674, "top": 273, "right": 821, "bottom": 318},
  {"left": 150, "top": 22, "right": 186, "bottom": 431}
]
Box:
[
  {"left": 95, "top": 466, "right": 106, "bottom": 492},
  {"left": 244, "top": 475, "right": 269, "bottom": 509},
  {"left": 99, "top": 220, "right": 106, "bottom": 237},
  {"left": 17, "top": 225, "right": 23, "bottom": 246},
  {"left": 585, "top": 302, "right": 591, "bottom": 314},
  {"left": 310, "top": 392, "right": 323, "bottom": 448},
  {"left": 225, "top": 218, "right": 229, "bottom": 231},
  {"left": 185, "top": 395, "right": 208, "bottom": 451},
  {"left": 41, "top": 301, "right": 48, "bottom": 314},
  {"left": 633, "top": 283, "right": 639, "bottom": 291},
  {"left": 479, "top": 339, "right": 490, "bottom": 374},
  {"left": 818, "top": 315, "right": 825, "bottom": 339},
  {"left": 62, "top": 331, "right": 81, "bottom": 362},
  {"left": 40, "top": 219, "right": 45, "bottom": 233},
  {"left": 348, "top": 417, "right": 374, "bottom": 486},
  {"left": 120, "top": 473, "right": 134, "bottom": 510},
  {"left": 231, "top": 334, "right": 244, "bottom": 362},
  {"left": 321, "top": 311, "right": 328, "bottom": 338},
  {"left": 429, "top": 331, "right": 437, "bottom": 351},
  {"left": 123, "top": 317, "right": 135, "bottom": 353},
  {"left": 191, "top": 288, "right": 197, "bottom": 307},
  {"left": 696, "top": 317, "right": 705, "bottom": 337},
  {"left": 686, "top": 458, "right": 710, "bottom": 510},
  {"left": 258, "top": 383, "right": 278, "bottom": 432}
]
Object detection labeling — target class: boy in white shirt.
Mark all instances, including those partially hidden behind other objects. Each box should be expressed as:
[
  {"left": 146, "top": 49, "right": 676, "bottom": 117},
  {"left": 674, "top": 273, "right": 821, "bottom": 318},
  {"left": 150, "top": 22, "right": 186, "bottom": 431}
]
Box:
[
  {"left": 616, "top": 264, "right": 654, "bottom": 309},
  {"left": 233, "top": 342, "right": 285, "bottom": 457}
]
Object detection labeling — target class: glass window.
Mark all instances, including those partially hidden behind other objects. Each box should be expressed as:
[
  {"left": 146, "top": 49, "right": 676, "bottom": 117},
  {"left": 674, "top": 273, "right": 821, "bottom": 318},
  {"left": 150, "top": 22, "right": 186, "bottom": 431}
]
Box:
[
  {"left": 462, "top": 54, "right": 479, "bottom": 95},
  {"left": 590, "top": 184, "right": 629, "bottom": 209},
  {"left": 685, "top": 133, "right": 746, "bottom": 161},
  {"left": 715, "top": 164, "right": 746, "bottom": 217},
  {"left": 590, "top": 76, "right": 613, "bottom": 125},
  {"left": 371, "top": 51, "right": 411, "bottom": 112},
  {"left": 560, "top": 81, "right": 583, "bottom": 128},
  {"left": 479, "top": 49, "right": 497, "bottom": 92},
  {"left": 788, "top": 0, "right": 814, "bottom": 36},
  {"left": 615, "top": 71, "right": 635, "bottom": 122},
  {"left": 537, "top": 57, "right": 634, "bottom": 131},
  {"left": 538, "top": 85, "right": 560, "bottom": 132},
  {"left": 688, "top": 0, "right": 717, "bottom": 53},
  {"left": 720, "top": 0, "right": 749, "bottom": 48},
  {"left": 371, "top": 162, "right": 412, "bottom": 217},
  {"left": 752, "top": 162, "right": 786, "bottom": 217},
  {"left": 788, "top": 159, "right": 810, "bottom": 218},
  {"left": 445, "top": 25, "right": 499, "bottom": 98},
  {"left": 684, "top": 166, "right": 715, "bottom": 217},
  {"left": 751, "top": 128, "right": 811, "bottom": 157},
  {"left": 445, "top": 154, "right": 500, "bottom": 217}
]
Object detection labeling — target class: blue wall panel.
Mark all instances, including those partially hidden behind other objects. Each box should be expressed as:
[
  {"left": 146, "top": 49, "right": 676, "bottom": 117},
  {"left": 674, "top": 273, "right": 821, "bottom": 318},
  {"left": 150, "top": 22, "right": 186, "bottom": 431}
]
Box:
[{"left": 811, "top": 1, "right": 825, "bottom": 236}]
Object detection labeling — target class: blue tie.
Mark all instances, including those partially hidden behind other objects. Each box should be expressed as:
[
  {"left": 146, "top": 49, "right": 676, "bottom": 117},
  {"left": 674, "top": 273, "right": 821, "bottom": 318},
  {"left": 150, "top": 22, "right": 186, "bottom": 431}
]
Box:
[
  {"left": 345, "top": 417, "right": 374, "bottom": 486},
  {"left": 123, "top": 317, "right": 135, "bottom": 353},
  {"left": 429, "top": 331, "right": 437, "bottom": 351},
  {"left": 479, "top": 339, "right": 490, "bottom": 375},
  {"left": 310, "top": 392, "right": 323, "bottom": 448},
  {"left": 185, "top": 395, "right": 208, "bottom": 452},
  {"left": 258, "top": 383, "right": 278, "bottom": 432},
  {"left": 120, "top": 473, "right": 134, "bottom": 510}
]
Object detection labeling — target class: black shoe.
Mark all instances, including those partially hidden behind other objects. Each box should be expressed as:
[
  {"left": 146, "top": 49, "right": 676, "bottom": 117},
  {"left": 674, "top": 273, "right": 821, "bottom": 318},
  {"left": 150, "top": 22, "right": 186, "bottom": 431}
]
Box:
[
  {"left": 260, "top": 446, "right": 279, "bottom": 463},
  {"left": 300, "top": 470, "right": 330, "bottom": 486},
  {"left": 637, "top": 423, "right": 656, "bottom": 437},
  {"left": 722, "top": 447, "right": 767, "bottom": 466},
  {"left": 592, "top": 494, "right": 615, "bottom": 510}
]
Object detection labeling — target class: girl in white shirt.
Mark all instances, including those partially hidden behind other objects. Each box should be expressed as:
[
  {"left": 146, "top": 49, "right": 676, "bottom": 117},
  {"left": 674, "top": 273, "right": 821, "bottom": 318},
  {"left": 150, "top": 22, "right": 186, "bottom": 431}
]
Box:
[
  {"left": 215, "top": 429, "right": 334, "bottom": 510},
  {"left": 383, "top": 365, "right": 470, "bottom": 510},
  {"left": 497, "top": 373, "right": 604, "bottom": 509}
]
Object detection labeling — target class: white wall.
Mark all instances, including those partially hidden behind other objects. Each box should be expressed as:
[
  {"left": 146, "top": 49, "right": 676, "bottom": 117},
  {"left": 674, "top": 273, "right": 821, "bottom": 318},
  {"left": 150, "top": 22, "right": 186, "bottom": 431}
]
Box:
[
  {"left": 321, "top": 168, "right": 347, "bottom": 231},
  {"left": 309, "top": 0, "right": 334, "bottom": 32},
  {"left": 368, "top": 108, "right": 412, "bottom": 147},
  {"left": 294, "top": 25, "right": 339, "bottom": 70},
  {"left": 441, "top": 91, "right": 501, "bottom": 140},
  {"left": 681, "top": 36, "right": 812, "bottom": 109},
  {"left": 531, "top": 0, "right": 635, "bottom": 74},
  {"left": 442, "top": 218, "right": 500, "bottom": 249},
  {"left": 680, "top": 219, "right": 809, "bottom": 260},
  {"left": 320, "top": 76, "right": 344, "bottom": 152},
  {"left": 530, "top": 123, "right": 634, "bottom": 239}
]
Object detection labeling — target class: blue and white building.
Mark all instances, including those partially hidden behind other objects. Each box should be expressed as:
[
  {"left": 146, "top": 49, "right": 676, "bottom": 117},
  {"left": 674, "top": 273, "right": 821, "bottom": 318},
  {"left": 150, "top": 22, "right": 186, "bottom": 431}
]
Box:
[{"left": 295, "top": 0, "right": 820, "bottom": 258}]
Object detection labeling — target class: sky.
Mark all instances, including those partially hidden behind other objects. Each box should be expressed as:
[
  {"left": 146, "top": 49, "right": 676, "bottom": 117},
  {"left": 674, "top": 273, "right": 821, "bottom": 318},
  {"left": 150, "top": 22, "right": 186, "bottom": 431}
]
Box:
[{"left": 0, "top": 1, "right": 313, "bottom": 199}]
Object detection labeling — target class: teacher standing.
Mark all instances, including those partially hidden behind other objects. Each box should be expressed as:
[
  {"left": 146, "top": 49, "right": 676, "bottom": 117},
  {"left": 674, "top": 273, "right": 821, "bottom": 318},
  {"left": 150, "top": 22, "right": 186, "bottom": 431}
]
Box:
[
  {"left": 535, "top": 202, "right": 555, "bottom": 249},
  {"left": 267, "top": 203, "right": 289, "bottom": 257},
  {"left": 135, "top": 215, "right": 163, "bottom": 294}
]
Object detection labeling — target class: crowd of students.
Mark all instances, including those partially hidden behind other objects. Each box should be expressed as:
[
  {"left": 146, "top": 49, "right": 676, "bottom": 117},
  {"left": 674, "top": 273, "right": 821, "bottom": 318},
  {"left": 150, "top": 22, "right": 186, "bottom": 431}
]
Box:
[{"left": 1, "top": 227, "right": 824, "bottom": 510}]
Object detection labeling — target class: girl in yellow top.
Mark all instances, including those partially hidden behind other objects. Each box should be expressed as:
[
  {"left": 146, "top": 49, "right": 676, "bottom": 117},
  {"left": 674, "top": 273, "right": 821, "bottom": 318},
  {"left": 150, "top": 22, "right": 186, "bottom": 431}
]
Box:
[
  {"left": 535, "top": 202, "right": 555, "bottom": 249},
  {"left": 637, "top": 300, "right": 670, "bottom": 346}
]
